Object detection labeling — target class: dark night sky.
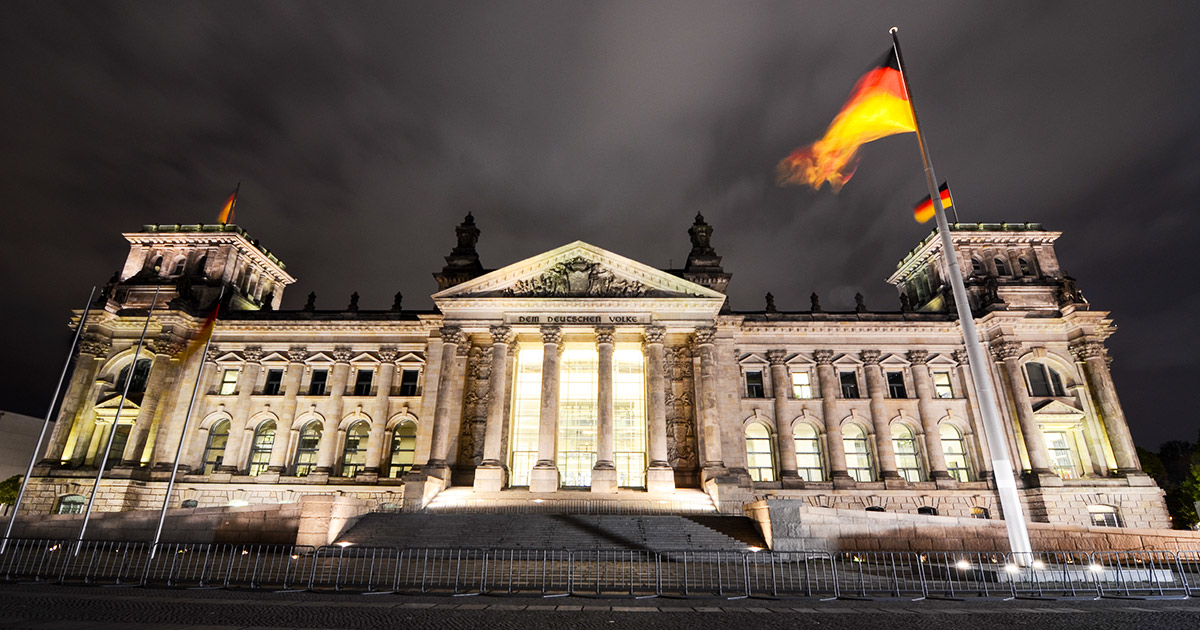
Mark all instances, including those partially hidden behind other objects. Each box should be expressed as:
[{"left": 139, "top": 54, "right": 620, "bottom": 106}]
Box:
[{"left": 1, "top": 2, "right": 1198, "bottom": 449}]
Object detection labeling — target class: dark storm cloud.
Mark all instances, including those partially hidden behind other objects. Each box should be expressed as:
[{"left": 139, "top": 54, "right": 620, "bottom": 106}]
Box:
[{"left": 1, "top": 1, "right": 1198, "bottom": 447}]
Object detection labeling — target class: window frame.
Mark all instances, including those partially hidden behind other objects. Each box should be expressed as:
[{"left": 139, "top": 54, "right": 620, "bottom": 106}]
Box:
[
  {"left": 790, "top": 370, "right": 813, "bottom": 399},
  {"left": 932, "top": 371, "right": 954, "bottom": 399},
  {"left": 838, "top": 371, "right": 860, "bottom": 399},
  {"left": 885, "top": 371, "right": 908, "bottom": 399},
  {"left": 398, "top": 369, "right": 420, "bottom": 396},
  {"left": 891, "top": 423, "right": 923, "bottom": 482},
  {"left": 842, "top": 423, "right": 874, "bottom": 482},
  {"left": 388, "top": 420, "right": 417, "bottom": 478},
  {"left": 1087, "top": 504, "right": 1122, "bottom": 528},
  {"left": 292, "top": 421, "right": 322, "bottom": 477},
  {"left": 744, "top": 370, "right": 765, "bottom": 398},
  {"left": 308, "top": 369, "right": 328, "bottom": 396},
  {"left": 218, "top": 368, "right": 239, "bottom": 396},
  {"left": 247, "top": 421, "right": 276, "bottom": 476},
  {"left": 940, "top": 423, "right": 971, "bottom": 482},
  {"left": 262, "top": 369, "right": 284, "bottom": 396},
  {"left": 55, "top": 494, "right": 86, "bottom": 515},
  {"left": 352, "top": 369, "right": 374, "bottom": 397},
  {"left": 792, "top": 422, "right": 824, "bottom": 482},
  {"left": 201, "top": 418, "right": 231, "bottom": 474},
  {"left": 341, "top": 420, "right": 370, "bottom": 478},
  {"left": 744, "top": 422, "right": 776, "bottom": 482}
]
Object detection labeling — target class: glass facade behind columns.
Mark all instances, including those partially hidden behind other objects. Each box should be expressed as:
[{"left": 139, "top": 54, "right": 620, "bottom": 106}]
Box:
[
  {"left": 509, "top": 346, "right": 544, "bottom": 487},
  {"left": 558, "top": 344, "right": 599, "bottom": 487},
  {"left": 613, "top": 344, "right": 647, "bottom": 488}
]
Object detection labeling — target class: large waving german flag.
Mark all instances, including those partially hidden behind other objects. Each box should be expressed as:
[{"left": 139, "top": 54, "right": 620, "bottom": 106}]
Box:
[{"left": 777, "top": 49, "right": 915, "bottom": 191}]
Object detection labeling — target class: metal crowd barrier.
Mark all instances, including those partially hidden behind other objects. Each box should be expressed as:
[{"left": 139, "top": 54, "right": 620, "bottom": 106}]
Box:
[{"left": 0, "top": 538, "right": 1196, "bottom": 600}]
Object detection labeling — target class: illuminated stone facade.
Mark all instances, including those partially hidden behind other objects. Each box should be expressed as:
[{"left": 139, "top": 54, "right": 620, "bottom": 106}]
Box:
[{"left": 26, "top": 216, "right": 1170, "bottom": 531}]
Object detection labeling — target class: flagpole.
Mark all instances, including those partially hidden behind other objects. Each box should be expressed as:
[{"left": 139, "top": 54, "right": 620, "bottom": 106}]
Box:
[
  {"left": 75, "top": 286, "right": 160, "bottom": 554},
  {"left": 890, "top": 27, "right": 1032, "bottom": 556},
  {"left": 1, "top": 287, "right": 96, "bottom": 554},
  {"left": 944, "top": 181, "right": 961, "bottom": 224},
  {"left": 149, "top": 287, "right": 224, "bottom": 558}
]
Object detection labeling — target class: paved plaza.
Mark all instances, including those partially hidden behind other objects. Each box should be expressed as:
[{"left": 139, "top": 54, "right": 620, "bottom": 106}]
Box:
[{"left": 1, "top": 583, "right": 1199, "bottom": 630}]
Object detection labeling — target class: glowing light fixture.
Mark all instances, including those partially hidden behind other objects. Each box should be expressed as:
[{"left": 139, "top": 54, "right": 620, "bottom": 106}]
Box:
[{"left": 955, "top": 560, "right": 971, "bottom": 571}]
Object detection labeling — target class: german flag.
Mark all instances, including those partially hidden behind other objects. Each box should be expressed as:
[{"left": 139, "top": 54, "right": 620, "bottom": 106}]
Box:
[
  {"left": 217, "top": 183, "right": 239, "bottom": 224},
  {"left": 777, "top": 49, "right": 915, "bottom": 191},
  {"left": 177, "top": 302, "right": 221, "bottom": 362},
  {"left": 913, "top": 182, "right": 951, "bottom": 224}
]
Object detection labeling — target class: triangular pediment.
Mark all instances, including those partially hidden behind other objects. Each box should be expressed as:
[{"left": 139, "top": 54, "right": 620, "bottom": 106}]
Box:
[
  {"left": 433, "top": 241, "right": 725, "bottom": 301},
  {"left": 1032, "top": 399, "right": 1085, "bottom": 419}
]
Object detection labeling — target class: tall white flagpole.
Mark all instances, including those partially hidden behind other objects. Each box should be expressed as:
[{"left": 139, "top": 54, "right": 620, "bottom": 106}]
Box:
[
  {"left": 149, "top": 287, "right": 224, "bottom": 557},
  {"left": 75, "top": 285, "right": 160, "bottom": 553},
  {"left": 1, "top": 286, "right": 96, "bottom": 553},
  {"left": 890, "top": 27, "right": 1033, "bottom": 555}
]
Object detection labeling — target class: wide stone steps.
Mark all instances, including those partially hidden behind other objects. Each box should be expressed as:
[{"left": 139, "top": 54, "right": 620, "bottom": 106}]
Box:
[{"left": 336, "top": 513, "right": 765, "bottom": 551}]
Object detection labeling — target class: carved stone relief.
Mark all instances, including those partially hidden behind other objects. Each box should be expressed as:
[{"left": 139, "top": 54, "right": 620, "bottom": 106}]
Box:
[
  {"left": 664, "top": 344, "right": 698, "bottom": 471},
  {"left": 503, "top": 257, "right": 656, "bottom": 297},
  {"left": 457, "top": 344, "right": 491, "bottom": 466}
]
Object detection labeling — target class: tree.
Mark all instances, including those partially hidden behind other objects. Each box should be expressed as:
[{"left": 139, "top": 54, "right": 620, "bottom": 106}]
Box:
[{"left": 0, "top": 475, "right": 20, "bottom": 505}]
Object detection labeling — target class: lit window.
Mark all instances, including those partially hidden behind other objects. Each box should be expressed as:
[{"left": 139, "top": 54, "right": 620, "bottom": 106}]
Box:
[
  {"left": 388, "top": 421, "right": 417, "bottom": 478},
  {"left": 792, "top": 423, "right": 823, "bottom": 482},
  {"left": 971, "top": 259, "right": 985, "bottom": 275},
  {"left": 353, "top": 369, "right": 374, "bottom": 396},
  {"left": 399, "top": 369, "right": 420, "bottom": 396},
  {"left": 932, "top": 371, "right": 954, "bottom": 398},
  {"left": 970, "top": 506, "right": 989, "bottom": 519},
  {"left": 248, "top": 421, "right": 275, "bottom": 476},
  {"left": 886, "top": 371, "right": 908, "bottom": 398},
  {"left": 1044, "top": 431, "right": 1078, "bottom": 479},
  {"left": 744, "top": 423, "right": 775, "bottom": 482},
  {"left": 917, "top": 506, "right": 938, "bottom": 516},
  {"left": 341, "top": 421, "right": 369, "bottom": 477},
  {"left": 613, "top": 345, "right": 647, "bottom": 489},
  {"left": 744, "top": 370, "right": 765, "bottom": 398},
  {"left": 892, "top": 424, "right": 922, "bottom": 482},
  {"left": 292, "top": 421, "right": 321, "bottom": 477},
  {"left": 558, "top": 345, "right": 600, "bottom": 488},
  {"left": 508, "top": 347, "right": 543, "bottom": 487},
  {"left": 201, "top": 419, "right": 230, "bottom": 474},
  {"left": 842, "top": 424, "right": 873, "bottom": 482},
  {"left": 839, "top": 371, "right": 860, "bottom": 398},
  {"left": 1088, "top": 504, "right": 1121, "bottom": 528},
  {"left": 1025, "top": 362, "right": 1066, "bottom": 397},
  {"left": 994, "top": 258, "right": 1010, "bottom": 276},
  {"left": 940, "top": 424, "right": 971, "bottom": 482},
  {"left": 791, "top": 371, "right": 813, "bottom": 399},
  {"left": 55, "top": 494, "right": 86, "bottom": 515},
  {"left": 308, "top": 369, "right": 328, "bottom": 396},
  {"left": 218, "top": 369, "right": 238, "bottom": 395},
  {"left": 262, "top": 369, "right": 284, "bottom": 395}
]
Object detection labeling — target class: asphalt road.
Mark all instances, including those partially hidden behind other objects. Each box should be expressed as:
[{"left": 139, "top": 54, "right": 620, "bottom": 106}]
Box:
[{"left": 1, "top": 583, "right": 1198, "bottom": 629}]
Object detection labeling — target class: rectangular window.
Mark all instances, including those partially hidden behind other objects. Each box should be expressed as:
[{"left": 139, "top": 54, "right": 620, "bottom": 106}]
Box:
[
  {"left": 933, "top": 371, "right": 954, "bottom": 398},
  {"left": 308, "top": 369, "right": 328, "bottom": 396},
  {"left": 1044, "top": 431, "right": 1077, "bottom": 479},
  {"left": 839, "top": 371, "right": 860, "bottom": 398},
  {"left": 353, "top": 369, "right": 373, "bottom": 396},
  {"left": 613, "top": 345, "right": 647, "bottom": 489},
  {"left": 791, "top": 371, "right": 813, "bottom": 399},
  {"left": 509, "top": 347, "right": 544, "bottom": 487},
  {"left": 218, "top": 369, "right": 238, "bottom": 395},
  {"left": 744, "top": 370, "right": 765, "bottom": 398},
  {"left": 399, "top": 369, "right": 420, "bottom": 396},
  {"left": 262, "top": 369, "right": 284, "bottom": 395},
  {"left": 558, "top": 345, "right": 599, "bottom": 488},
  {"left": 886, "top": 371, "right": 908, "bottom": 398}
]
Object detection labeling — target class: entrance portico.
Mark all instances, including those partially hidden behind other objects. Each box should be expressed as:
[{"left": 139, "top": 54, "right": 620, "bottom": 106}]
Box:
[{"left": 429, "top": 241, "right": 726, "bottom": 496}]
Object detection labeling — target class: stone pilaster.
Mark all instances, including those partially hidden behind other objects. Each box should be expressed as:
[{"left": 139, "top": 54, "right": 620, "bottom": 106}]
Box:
[
  {"left": 861, "top": 349, "right": 901, "bottom": 483},
  {"left": 767, "top": 349, "right": 801, "bottom": 487},
  {"left": 44, "top": 336, "right": 108, "bottom": 464},
  {"left": 530, "top": 325, "right": 562, "bottom": 492},
  {"left": 475, "top": 326, "right": 514, "bottom": 492},
  {"left": 218, "top": 346, "right": 262, "bottom": 473},
  {"left": 591, "top": 326, "right": 618, "bottom": 494},
  {"left": 692, "top": 327, "right": 725, "bottom": 475},
  {"left": 815, "top": 349, "right": 853, "bottom": 487},
  {"left": 149, "top": 344, "right": 217, "bottom": 471},
  {"left": 315, "top": 347, "right": 353, "bottom": 475},
  {"left": 644, "top": 325, "right": 675, "bottom": 493},
  {"left": 122, "top": 338, "right": 182, "bottom": 466},
  {"left": 363, "top": 347, "right": 397, "bottom": 478},
  {"left": 267, "top": 347, "right": 308, "bottom": 473},
  {"left": 427, "top": 327, "right": 466, "bottom": 478},
  {"left": 1071, "top": 340, "right": 1143, "bottom": 477},
  {"left": 908, "top": 350, "right": 952, "bottom": 484}
]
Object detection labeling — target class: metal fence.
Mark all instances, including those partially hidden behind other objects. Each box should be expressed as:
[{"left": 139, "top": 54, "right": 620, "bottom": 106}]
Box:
[{"left": 1, "top": 538, "right": 1198, "bottom": 600}]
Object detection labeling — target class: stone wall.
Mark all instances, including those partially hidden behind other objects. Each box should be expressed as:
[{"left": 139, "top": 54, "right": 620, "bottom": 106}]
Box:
[
  {"left": 0, "top": 502, "right": 302, "bottom": 544},
  {"left": 746, "top": 499, "right": 1200, "bottom": 553}
]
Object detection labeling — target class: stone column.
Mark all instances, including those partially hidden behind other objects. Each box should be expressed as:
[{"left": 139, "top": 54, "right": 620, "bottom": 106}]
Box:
[
  {"left": 150, "top": 346, "right": 218, "bottom": 471},
  {"left": 218, "top": 347, "right": 262, "bottom": 473},
  {"left": 644, "top": 325, "right": 675, "bottom": 493},
  {"left": 814, "top": 350, "right": 852, "bottom": 485},
  {"left": 267, "top": 348, "right": 308, "bottom": 473},
  {"left": 122, "top": 338, "right": 181, "bottom": 466},
  {"left": 363, "top": 348, "right": 397, "bottom": 477},
  {"left": 315, "top": 348, "right": 353, "bottom": 474},
  {"left": 44, "top": 336, "right": 109, "bottom": 464},
  {"left": 1071, "top": 340, "right": 1141, "bottom": 474},
  {"left": 475, "top": 326, "right": 515, "bottom": 492},
  {"left": 861, "top": 350, "right": 901, "bottom": 482},
  {"left": 993, "top": 341, "right": 1055, "bottom": 479},
  {"left": 591, "top": 326, "right": 618, "bottom": 493},
  {"left": 693, "top": 327, "right": 725, "bottom": 475},
  {"left": 767, "top": 349, "right": 800, "bottom": 486},
  {"left": 954, "top": 349, "right": 995, "bottom": 479},
  {"left": 529, "top": 325, "right": 562, "bottom": 492},
  {"left": 68, "top": 381, "right": 107, "bottom": 467},
  {"left": 427, "top": 327, "right": 466, "bottom": 480},
  {"left": 908, "top": 350, "right": 951, "bottom": 481}
]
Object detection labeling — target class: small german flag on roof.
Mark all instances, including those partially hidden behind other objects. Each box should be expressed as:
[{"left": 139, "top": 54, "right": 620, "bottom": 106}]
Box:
[{"left": 913, "top": 182, "right": 951, "bottom": 224}]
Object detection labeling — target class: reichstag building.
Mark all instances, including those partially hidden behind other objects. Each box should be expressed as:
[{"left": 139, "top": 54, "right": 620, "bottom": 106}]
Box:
[{"left": 26, "top": 213, "right": 1169, "bottom": 531}]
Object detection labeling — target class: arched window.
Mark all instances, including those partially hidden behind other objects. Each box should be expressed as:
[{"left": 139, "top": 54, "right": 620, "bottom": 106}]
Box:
[
  {"left": 388, "top": 421, "right": 417, "bottom": 478},
  {"left": 940, "top": 424, "right": 971, "bottom": 482},
  {"left": 195, "top": 255, "right": 208, "bottom": 277},
  {"left": 55, "top": 494, "right": 86, "bottom": 515},
  {"left": 341, "top": 421, "right": 370, "bottom": 478},
  {"left": 744, "top": 423, "right": 776, "bottom": 482},
  {"left": 116, "top": 358, "right": 153, "bottom": 395},
  {"left": 970, "top": 506, "right": 990, "bottom": 519},
  {"left": 151, "top": 254, "right": 164, "bottom": 272},
  {"left": 248, "top": 421, "right": 276, "bottom": 476},
  {"left": 170, "top": 257, "right": 187, "bottom": 276},
  {"left": 1088, "top": 504, "right": 1121, "bottom": 528},
  {"left": 891, "top": 424, "right": 923, "bottom": 482},
  {"left": 793, "top": 423, "right": 823, "bottom": 482},
  {"left": 201, "top": 419, "right": 230, "bottom": 474},
  {"left": 1025, "top": 361, "right": 1066, "bottom": 397},
  {"left": 994, "top": 257, "right": 1010, "bottom": 276},
  {"left": 1044, "top": 431, "right": 1079, "bottom": 479},
  {"left": 842, "top": 424, "right": 873, "bottom": 482},
  {"left": 917, "top": 506, "right": 938, "bottom": 516},
  {"left": 292, "top": 421, "right": 322, "bottom": 477},
  {"left": 970, "top": 258, "right": 985, "bottom": 275},
  {"left": 1018, "top": 257, "right": 1035, "bottom": 276}
]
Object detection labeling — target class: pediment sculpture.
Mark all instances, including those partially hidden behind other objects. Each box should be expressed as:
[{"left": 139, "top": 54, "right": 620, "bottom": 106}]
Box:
[{"left": 503, "top": 257, "right": 655, "bottom": 298}]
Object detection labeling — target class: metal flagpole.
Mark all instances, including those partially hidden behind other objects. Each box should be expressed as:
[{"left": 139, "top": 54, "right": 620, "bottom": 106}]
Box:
[
  {"left": 944, "top": 181, "right": 961, "bottom": 224},
  {"left": 1, "top": 286, "right": 96, "bottom": 554},
  {"left": 149, "top": 288, "right": 224, "bottom": 558},
  {"left": 890, "top": 27, "right": 1033, "bottom": 556},
  {"left": 75, "top": 285, "right": 161, "bottom": 554}
]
